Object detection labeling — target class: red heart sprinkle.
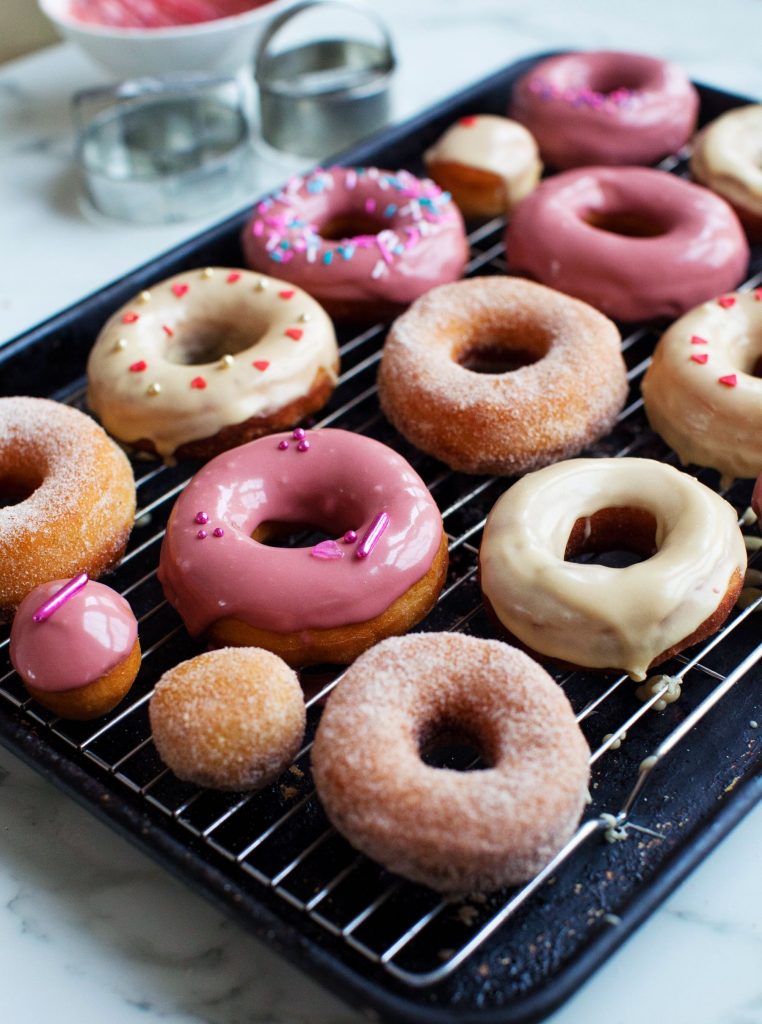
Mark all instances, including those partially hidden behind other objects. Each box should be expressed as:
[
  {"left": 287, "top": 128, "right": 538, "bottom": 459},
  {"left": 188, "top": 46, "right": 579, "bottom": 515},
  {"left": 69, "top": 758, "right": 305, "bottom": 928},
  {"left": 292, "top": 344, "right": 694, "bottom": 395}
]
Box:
[
  {"left": 162, "top": 324, "right": 174, "bottom": 337},
  {"left": 717, "top": 295, "right": 736, "bottom": 308},
  {"left": 190, "top": 376, "right": 208, "bottom": 389},
  {"left": 285, "top": 328, "right": 303, "bottom": 341},
  {"left": 719, "top": 374, "right": 737, "bottom": 387},
  {"left": 278, "top": 290, "right": 295, "bottom": 300},
  {"left": 172, "top": 283, "right": 189, "bottom": 298},
  {"left": 253, "top": 360, "right": 270, "bottom": 371},
  {"left": 690, "top": 334, "right": 709, "bottom": 345},
  {"left": 460, "top": 115, "right": 478, "bottom": 126},
  {"left": 755, "top": 287, "right": 762, "bottom": 301},
  {"left": 226, "top": 272, "right": 241, "bottom": 284},
  {"left": 690, "top": 353, "right": 708, "bottom": 364},
  {"left": 122, "top": 312, "right": 139, "bottom": 324},
  {"left": 129, "top": 360, "right": 147, "bottom": 372}
]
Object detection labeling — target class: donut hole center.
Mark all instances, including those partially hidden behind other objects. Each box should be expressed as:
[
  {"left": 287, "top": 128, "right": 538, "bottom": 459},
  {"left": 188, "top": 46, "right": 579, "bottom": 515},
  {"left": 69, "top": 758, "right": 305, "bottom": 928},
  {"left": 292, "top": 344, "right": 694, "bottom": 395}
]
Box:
[
  {"left": 583, "top": 210, "right": 666, "bottom": 238},
  {"left": 252, "top": 516, "right": 360, "bottom": 549},
  {"left": 456, "top": 323, "right": 551, "bottom": 375},
  {"left": 565, "top": 507, "right": 658, "bottom": 568},
  {"left": 164, "top": 314, "right": 270, "bottom": 365},
  {"left": 0, "top": 468, "right": 43, "bottom": 508},
  {"left": 747, "top": 353, "right": 762, "bottom": 378},
  {"left": 318, "top": 213, "right": 387, "bottom": 240},
  {"left": 420, "top": 718, "right": 492, "bottom": 772},
  {"left": 584, "top": 68, "right": 646, "bottom": 95}
]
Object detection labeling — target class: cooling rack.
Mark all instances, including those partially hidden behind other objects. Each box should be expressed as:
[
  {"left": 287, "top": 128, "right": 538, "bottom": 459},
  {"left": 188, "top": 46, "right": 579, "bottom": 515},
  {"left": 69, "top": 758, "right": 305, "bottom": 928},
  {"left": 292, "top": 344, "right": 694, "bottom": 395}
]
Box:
[{"left": 0, "top": 56, "right": 760, "bottom": 1024}]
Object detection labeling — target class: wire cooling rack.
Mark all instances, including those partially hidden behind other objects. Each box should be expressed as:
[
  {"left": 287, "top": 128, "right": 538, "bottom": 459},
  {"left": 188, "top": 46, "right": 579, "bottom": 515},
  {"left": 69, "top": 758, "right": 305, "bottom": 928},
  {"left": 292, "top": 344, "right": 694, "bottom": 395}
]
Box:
[{"left": 1, "top": 59, "right": 761, "bottom": 1024}]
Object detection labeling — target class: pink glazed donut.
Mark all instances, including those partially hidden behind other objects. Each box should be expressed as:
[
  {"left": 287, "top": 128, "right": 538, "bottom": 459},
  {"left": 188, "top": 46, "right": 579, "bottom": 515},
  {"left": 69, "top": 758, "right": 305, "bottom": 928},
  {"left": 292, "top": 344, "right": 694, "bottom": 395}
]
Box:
[
  {"left": 511, "top": 50, "right": 699, "bottom": 169},
  {"left": 158, "top": 427, "right": 449, "bottom": 667},
  {"left": 241, "top": 166, "right": 469, "bottom": 321},
  {"left": 505, "top": 167, "right": 750, "bottom": 322}
]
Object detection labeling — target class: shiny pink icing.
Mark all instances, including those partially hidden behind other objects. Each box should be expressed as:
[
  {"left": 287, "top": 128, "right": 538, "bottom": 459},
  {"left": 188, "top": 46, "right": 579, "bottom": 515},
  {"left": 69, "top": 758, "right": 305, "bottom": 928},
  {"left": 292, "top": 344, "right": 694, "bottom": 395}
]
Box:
[
  {"left": 511, "top": 51, "right": 699, "bottom": 169},
  {"left": 10, "top": 579, "right": 138, "bottom": 692},
  {"left": 506, "top": 166, "right": 749, "bottom": 322},
  {"left": 158, "top": 428, "right": 444, "bottom": 635},
  {"left": 241, "top": 166, "right": 468, "bottom": 312}
]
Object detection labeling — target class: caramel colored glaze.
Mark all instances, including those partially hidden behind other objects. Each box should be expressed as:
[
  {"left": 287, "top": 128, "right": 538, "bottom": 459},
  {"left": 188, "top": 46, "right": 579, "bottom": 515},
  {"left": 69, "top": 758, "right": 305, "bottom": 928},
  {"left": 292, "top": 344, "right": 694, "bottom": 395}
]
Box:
[
  {"left": 511, "top": 50, "right": 698, "bottom": 169},
  {"left": 25, "top": 640, "right": 141, "bottom": 721},
  {"left": 0, "top": 397, "right": 136, "bottom": 620},
  {"left": 312, "top": 633, "right": 590, "bottom": 893},
  {"left": 209, "top": 531, "right": 449, "bottom": 668},
  {"left": 378, "top": 277, "right": 627, "bottom": 475},
  {"left": 642, "top": 289, "right": 762, "bottom": 480},
  {"left": 480, "top": 458, "right": 747, "bottom": 681},
  {"left": 506, "top": 167, "right": 749, "bottom": 322}
]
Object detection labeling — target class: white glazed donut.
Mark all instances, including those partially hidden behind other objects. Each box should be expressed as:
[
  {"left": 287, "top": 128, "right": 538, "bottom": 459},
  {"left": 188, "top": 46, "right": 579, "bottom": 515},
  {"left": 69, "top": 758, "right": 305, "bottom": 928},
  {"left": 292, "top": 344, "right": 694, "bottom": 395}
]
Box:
[
  {"left": 642, "top": 289, "right": 762, "bottom": 480},
  {"left": 86, "top": 268, "right": 339, "bottom": 460},
  {"left": 480, "top": 458, "right": 747, "bottom": 681},
  {"left": 691, "top": 105, "right": 762, "bottom": 239}
]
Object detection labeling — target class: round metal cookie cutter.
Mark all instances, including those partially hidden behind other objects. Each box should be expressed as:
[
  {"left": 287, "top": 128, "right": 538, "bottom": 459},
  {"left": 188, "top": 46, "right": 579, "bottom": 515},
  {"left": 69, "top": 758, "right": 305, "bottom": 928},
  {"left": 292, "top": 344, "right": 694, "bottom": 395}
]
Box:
[{"left": 255, "top": 0, "right": 396, "bottom": 158}]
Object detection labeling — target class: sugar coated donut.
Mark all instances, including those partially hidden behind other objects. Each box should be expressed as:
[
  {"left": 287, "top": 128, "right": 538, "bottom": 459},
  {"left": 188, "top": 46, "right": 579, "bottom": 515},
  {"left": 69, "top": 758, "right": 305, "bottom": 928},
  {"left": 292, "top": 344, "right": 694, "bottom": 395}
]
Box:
[
  {"left": 241, "top": 166, "right": 468, "bottom": 321},
  {"left": 424, "top": 114, "right": 542, "bottom": 219},
  {"left": 506, "top": 166, "right": 749, "bottom": 322},
  {"left": 691, "top": 104, "right": 762, "bottom": 240},
  {"left": 378, "top": 277, "right": 627, "bottom": 475},
  {"left": 312, "top": 633, "right": 590, "bottom": 892},
  {"left": 10, "top": 575, "right": 140, "bottom": 720},
  {"left": 158, "top": 428, "right": 448, "bottom": 667},
  {"left": 480, "top": 458, "right": 747, "bottom": 681},
  {"left": 149, "top": 648, "right": 305, "bottom": 791},
  {"left": 87, "top": 268, "right": 339, "bottom": 461},
  {"left": 0, "top": 397, "right": 136, "bottom": 621},
  {"left": 642, "top": 289, "right": 762, "bottom": 480},
  {"left": 511, "top": 50, "right": 699, "bottom": 169}
]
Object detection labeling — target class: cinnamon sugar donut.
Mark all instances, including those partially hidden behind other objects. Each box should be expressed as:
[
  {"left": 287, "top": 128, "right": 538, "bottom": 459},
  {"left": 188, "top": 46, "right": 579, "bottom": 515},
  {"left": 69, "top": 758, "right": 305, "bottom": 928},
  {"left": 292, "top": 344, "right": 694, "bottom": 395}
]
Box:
[
  {"left": 0, "top": 397, "right": 136, "bottom": 621},
  {"left": 480, "top": 458, "right": 747, "bottom": 681},
  {"left": 149, "top": 648, "right": 306, "bottom": 791},
  {"left": 377, "top": 277, "right": 627, "bottom": 475},
  {"left": 312, "top": 633, "right": 590, "bottom": 893}
]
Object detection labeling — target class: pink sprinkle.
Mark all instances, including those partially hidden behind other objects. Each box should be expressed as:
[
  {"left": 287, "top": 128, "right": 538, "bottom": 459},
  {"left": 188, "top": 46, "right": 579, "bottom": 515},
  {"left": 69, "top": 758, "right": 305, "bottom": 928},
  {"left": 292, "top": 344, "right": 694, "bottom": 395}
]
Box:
[
  {"left": 163, "top": 325, "right": 174, "bottom": 337},
  {"left": 719, "top": 374, "right": 738, "bottom": 387},
  {"left": 690, "top": 335, "right": 709, "bottom": 345},
  {"left": 253, "top": 360, "right": 270, "bottom": 371},
  {"left": 213, "top": 527, "right": 224, "bottom": 538},
  {"left": 690, "top": 353, "right": 708, "bottom": 364},
  {"left": 297, "top": 439, "right": 310, "bottom": 452},
  {"left": 257, "top": 201, "right": 269, "bottom": 214},
  {"left": 195, "top": 511, "right": 209, "bottom": 524},
  {"left": 32, "top": 573, "right": 89, "bottom": 623},
  {"left": 310, "top": 540, "right": 344, "bottom": 560},
  {"left": 278, "top": 440, "right": 289, "bottom": 450},
  {"left": 717, "top": 295, "right": 736, "bottom": 309},
  {"left": 253, "top": 220, "right": 265, "bottom": 237},
  {"left": 197, "top": 529, "right": 208, "bottom": 539},
  {"left": 278, "top": 289, "right": 295, "bottom": 300},
  {"left": 755, "top": 287, "right": 762, "bottom": 301},
  {"left": 343, "top": 530, "right": 357, "bottom": 544},
  {"left": 285, "top": 328, "right": 303, "bottom": 341},
  {"left": 227, "top": 272, "right": 241, "bottom": 284},
  {"left": 190, "top": 376, "right": 207, "bottom": 389},
  {"left": 356, "top": 512, "right": 389, "bottom": 560},
  {"left": 459, "top": 115, "right": 478, "bottom": 126},
  {"left": 365, "top": 198, "right": 377, "bottom": 214},
  {"left": 171, "top": 283, "right": 189, "bottom": 298},
  {"left": 122, "top": 312, "right": 139, "bottom": 324},
  {"left": 129, "top": 360, "right": 147, "bottom": 372},
  {"left": 292, "top": 428, "right": 306, "bottom": 440},
  {"left": 346, "top": 169, "right": 358, "bottom": 189}
]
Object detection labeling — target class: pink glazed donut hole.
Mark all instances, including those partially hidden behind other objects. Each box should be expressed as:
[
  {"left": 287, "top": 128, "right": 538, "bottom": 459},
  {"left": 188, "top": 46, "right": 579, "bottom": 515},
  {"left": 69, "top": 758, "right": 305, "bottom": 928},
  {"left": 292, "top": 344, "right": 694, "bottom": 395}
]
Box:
[
  {"left": 505, "top": 166, "right": 750, "bottom": 323},
  {"left": 510, "top": 50, "right": 699, "bottom": 169}
]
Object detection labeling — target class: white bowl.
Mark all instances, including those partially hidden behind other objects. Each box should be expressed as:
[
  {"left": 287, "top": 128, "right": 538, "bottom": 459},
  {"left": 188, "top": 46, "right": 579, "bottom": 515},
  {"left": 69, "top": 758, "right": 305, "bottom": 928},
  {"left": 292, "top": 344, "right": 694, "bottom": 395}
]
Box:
[{"left": 38, "top": 0, "right": 298, "bottom": 78}]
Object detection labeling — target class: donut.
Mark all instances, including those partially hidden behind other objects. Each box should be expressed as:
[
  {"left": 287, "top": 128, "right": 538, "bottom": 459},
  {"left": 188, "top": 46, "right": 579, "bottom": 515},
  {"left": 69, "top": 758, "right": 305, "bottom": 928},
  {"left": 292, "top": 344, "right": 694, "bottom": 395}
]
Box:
[
  {"left": 10, "top": 575, "right": 140, "bottom": 720},
  {"left": 158, "top": 428, "right": 448, "bottom": 667},
  {"left": 642, "top": 289, "right": 762, "bottom": 480},
  {"left": 377, "top": 277, "right": 628, "bottom": 476},
  {"left": 149, "top": 648, "right": 305, "bottom": 791},
  {"left": 423, "top": 114, "right": 542, "bottom": 219},
  {"left": 240, "top": 166, "right": 468, "bottom": 321},
  {"left": 0, "top": 397, "right": 136, "bottom": 621},
  {"left": 510, "top": 50, "right": 699, "bottom": 169},
  {"left": 691, "top": 104, "right": 762, "bottom": 240},
  {"left": 505, "top": 166, "right": 750, "bottom": 322},
  {"left": 753, "top": 473, "right": 762, "bottom": 520},
  {"left": 86, "top": 268, "right": 339, "bottom": 462},
  {"left": 312, "top": 633, "right": 590, "bottom": 893},
  {"left": 480, "top": 458, "right": 747, "bottom": 681}
]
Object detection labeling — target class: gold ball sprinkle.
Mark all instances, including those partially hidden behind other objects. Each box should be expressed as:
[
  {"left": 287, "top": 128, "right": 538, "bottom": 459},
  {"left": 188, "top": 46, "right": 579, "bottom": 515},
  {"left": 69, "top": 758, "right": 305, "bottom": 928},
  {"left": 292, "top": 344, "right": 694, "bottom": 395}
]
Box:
[
  {"left": 218, "top": 354, "right": 235, "bottom": 369},
  {"left": 113, "top": 338, "right": 127, "bottom": 352},
  {"left": 138, "top": 290, "right": 152, "bottom": 304},
  {"left": 297, "top": 312, "right": 311, "bottom": 323},
  {"left": 201, "top": 267, "right": 215, "bottom": 279},
  {"left": 146, "top": 382, "right": 162, "bottom": 396},
  {"left": 254, "top": 279, "right": 268, "bottom": 292}
]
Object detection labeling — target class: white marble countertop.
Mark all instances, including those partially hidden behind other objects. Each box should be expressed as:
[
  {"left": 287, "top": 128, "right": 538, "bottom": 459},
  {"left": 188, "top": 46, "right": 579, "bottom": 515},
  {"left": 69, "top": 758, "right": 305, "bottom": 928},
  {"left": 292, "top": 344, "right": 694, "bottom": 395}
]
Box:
[{"left": 1, "top": 2, "right": 761, "bottom": 1022}]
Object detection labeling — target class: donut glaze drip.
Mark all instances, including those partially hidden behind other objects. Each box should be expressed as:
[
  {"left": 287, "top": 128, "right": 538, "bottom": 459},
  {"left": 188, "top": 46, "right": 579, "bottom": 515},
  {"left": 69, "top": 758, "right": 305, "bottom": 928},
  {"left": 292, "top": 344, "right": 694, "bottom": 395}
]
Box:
[
  {"left": 158, "top": 428, "right": 443, "bottom": 635},
  {"left": 10, "top": 579, "right": 138, "bottom": 692}
]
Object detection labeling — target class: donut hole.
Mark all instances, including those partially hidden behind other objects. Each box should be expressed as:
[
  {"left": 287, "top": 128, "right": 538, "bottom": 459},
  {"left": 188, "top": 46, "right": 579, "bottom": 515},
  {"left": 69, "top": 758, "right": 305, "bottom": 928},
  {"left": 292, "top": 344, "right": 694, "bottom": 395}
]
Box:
[
  {"left": 253, "top": 517, "right": 360, "bottom": 549},
  {"left": 455, "top": 323, "right": 551, "bottom": 375},
  {"left": 584, "top": 68, "right": 647, "bottom": 95},
  {"left": 318, "top": 213, "right": 387, "bottom": 240},
  {"left": 746, "top": 353, "right": 762, "bottom": 378},
  {"left": 583, "top": 210, "right": 667, "bottom": 238},
  {"left": 419, "top": 718, "right": 491, "bottom": 772},
  {"left": 0, "top": 468, "right": 44, "bottom": 508},
  {"left": 565, "top": 507, "right": 658, "bottom": 568},
  {"left": 164, "top": 314, "right": 271, "bottom": 365}
]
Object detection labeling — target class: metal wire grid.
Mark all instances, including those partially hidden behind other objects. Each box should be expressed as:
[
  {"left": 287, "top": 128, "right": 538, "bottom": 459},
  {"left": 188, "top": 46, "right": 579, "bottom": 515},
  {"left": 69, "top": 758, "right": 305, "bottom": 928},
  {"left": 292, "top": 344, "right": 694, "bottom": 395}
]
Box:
[{"left": 1, "top": 201, "right": 761, "bottom": 992}]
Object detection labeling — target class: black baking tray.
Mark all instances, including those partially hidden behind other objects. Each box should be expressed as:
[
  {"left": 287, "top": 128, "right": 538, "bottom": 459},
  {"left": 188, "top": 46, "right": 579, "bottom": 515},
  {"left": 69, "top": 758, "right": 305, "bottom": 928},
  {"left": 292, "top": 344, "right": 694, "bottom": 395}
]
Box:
[{"left": 1, "top": 54, "right": 761, "bottom": 1024}]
